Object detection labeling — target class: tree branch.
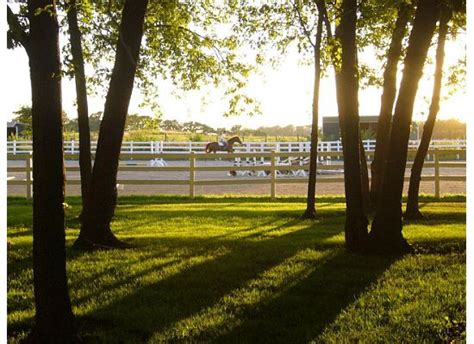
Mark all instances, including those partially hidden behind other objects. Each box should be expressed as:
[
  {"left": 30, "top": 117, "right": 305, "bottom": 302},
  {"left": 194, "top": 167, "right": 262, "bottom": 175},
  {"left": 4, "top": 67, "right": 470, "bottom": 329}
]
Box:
[
  {"left": 7, "top": 5, "right": 31, "bottom": 55},
  {"left": 314, "top": 0, "right": 333, "bottom": 39},
  {"left": 292, "top": 0, "right": 315, "bottom": 48},
  {"left": 156, "top": 23, "right": 226, "bottom": 62}
]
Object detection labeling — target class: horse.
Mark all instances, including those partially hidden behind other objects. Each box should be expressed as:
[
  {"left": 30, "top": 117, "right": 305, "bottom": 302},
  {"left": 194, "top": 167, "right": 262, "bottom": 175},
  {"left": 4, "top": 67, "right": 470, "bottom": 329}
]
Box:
[{"left": 205, "top": 136, "right": 243, "bottom": 153}]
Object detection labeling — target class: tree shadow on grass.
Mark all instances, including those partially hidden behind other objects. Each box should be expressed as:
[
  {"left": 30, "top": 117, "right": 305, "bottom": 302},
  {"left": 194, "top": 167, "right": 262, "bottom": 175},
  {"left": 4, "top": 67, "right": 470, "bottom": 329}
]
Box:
[
  {"left": 45, "top": 216, "right": 330, "bottom": 339},
  {"left": 403, "top": 211, "right": 466, "bottom": 226},
  {"left": 8, "top": 199, "right": 465, "bottom": 342},
  {"left": 212, "top": 252, "right": 398, "bottom": 344},
  {"left": 70, "top": 216, "right": 382, "bottom": 343}
]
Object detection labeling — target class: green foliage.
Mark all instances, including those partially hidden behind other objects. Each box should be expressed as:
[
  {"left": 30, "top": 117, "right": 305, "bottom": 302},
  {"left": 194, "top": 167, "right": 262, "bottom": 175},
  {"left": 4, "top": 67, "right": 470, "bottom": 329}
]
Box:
[
  {"left": 234, "top": 0, "right": 328, "bottom": 66},
  {"left": 429, "top": 118, "right": 466, "bottom": 140},
  {"left": 12, "top": 106, "right": 32, "bottom": 128},
  {"left": 234, "top": 0, "right": 414, "bottom": 88},
  {"left": 7, "top": 199, "right": 465, "bottom": 342},
  {"left": 6, "top": 4, "right": 30, "bottom": 51},
  {"left": 125, "top": 113, "right": 160, "bottom": 131},
  {"left": 188, "top": 133, "right": 205, "bottom": 142},
  {"left": 59, "top": 0, "right": 259, "bottom": 117},
  {"left": 446, "top": 56, "right": 466, "bottom": 96},
  {"left": 360, "top": 127, "right": 376, "bottom": 140},
  {"left": 160, "top": 119, "right": 182, "bottom": 131},
  {"left": 12, "top": 105, "right": 69, "bottom": 138},
  {"left": 181, "top": 121, "right": 215, "bottom": 134}
]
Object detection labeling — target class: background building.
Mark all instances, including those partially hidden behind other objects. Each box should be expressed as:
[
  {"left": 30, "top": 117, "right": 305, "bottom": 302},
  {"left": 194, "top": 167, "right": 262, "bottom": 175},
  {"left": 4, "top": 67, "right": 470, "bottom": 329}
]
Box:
[
  {"left": 322, "top": 116, "right": 379, "bottom": 140},
  {"left": 7, "top": 120, "right": 26, "bottom": 138}
]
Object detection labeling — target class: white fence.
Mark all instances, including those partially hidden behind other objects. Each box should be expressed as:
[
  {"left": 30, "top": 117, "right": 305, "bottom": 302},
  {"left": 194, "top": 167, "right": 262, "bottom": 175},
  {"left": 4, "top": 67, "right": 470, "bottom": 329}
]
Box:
[
  {"left": 7, "top": 149, "right": 466, "bottom": 199},
  {"left": 6, "top": 139, "right": 467, "bottom": 155}
]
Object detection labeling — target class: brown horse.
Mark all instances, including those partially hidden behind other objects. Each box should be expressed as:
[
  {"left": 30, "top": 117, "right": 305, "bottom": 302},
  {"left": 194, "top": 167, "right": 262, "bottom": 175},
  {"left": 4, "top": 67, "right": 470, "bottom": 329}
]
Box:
[{"left": 205, "top": 136, "right": 243, "bottom": 153}]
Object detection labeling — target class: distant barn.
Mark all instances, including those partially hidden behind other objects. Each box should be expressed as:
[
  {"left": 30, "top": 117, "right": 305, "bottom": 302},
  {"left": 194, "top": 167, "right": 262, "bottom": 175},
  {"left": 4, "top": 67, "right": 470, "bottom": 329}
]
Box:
[
  {"left": 322, "top": 116, "right": 378, "bottom": 140},
  {"left": 7, "top": 120, "right": 26, "bottom": 138}
]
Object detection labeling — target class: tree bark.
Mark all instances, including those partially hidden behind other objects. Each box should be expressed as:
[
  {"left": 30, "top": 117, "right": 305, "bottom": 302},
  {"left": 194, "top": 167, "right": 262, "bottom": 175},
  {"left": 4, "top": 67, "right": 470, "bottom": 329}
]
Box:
[
  {"left": 368, "top": 0, "right": 440, "bottom": 253},
  {"left": 405, "top": 6, "right": 451, "bottom": 219},
  {"left": 303, "top": 14, "right": 323, "bottom": 219},
  {"left": 75, "top": 0, "right": 149, "bottom": 249},
  {"left": 370, "top": 3, "right": 411, "bottom": 204},
  {"left": 335, "top": 0, "right": 368, "bottom": 251},
  {"left": 67, "top": 0, "right": 92, "bottom": 212},
  {"left": 27, "top": 0, "right": 78, "bottom": 340}
]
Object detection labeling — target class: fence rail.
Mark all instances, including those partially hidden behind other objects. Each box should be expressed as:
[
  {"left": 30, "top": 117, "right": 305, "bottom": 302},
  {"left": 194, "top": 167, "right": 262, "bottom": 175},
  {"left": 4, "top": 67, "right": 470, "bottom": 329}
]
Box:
[
  {"left": 6, "top": 139, "right": 467, "bottom": 155},
  {"left": 7, "top": 149, "right": 466, "bottom": 199}
]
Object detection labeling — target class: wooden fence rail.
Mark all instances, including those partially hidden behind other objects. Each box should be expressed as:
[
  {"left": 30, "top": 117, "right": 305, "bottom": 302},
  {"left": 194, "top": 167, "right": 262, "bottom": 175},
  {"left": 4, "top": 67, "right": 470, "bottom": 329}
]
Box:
[
  {"left": 7, "top": 149, "right": 466, "bottom": 199},
  {"left": 6, "top": 139, "right": 467, "bottom": 155}
]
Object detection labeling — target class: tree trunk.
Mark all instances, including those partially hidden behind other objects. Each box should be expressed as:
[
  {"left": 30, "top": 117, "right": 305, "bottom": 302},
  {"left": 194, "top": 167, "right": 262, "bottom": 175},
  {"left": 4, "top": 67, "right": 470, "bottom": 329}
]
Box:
[
  {"left": 335, "top": 0, "right": 368, "bottom": 251},
  {"left": 368, "top": 0, "right": 440, "bottom": 254},
  {"left": 370, "top": 3, "right": 411, "bottom": 204},
  {"left": 27, "top": 0, "right": 78, "bottom": 340},
  {"left": 75, "top": 0, "right": 149, "bottom": 249},
  {"left": 405, "top": 7, "right": 450, "bottom": 220},
  {"left": 67, "top": 0, "right": 92, "bottom": 213},
  {"left": 303, "top": 15, "right": 323, "bottom": 219}
]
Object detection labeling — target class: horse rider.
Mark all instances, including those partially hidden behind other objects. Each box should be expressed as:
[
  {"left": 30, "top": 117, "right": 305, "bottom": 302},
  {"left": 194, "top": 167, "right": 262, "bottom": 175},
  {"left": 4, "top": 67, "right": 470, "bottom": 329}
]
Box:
[{"left": 218, "top": 134, "right": 227, "bottom": 149}]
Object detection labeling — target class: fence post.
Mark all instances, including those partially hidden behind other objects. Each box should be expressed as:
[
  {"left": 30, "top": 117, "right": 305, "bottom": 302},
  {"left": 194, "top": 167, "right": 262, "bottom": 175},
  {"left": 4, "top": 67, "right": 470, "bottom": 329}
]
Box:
[
  {"left": 246, "top": 142, "right": 251, "bottom": 163},
  {"left": 276, "top": 142, "right": 280, "bottom": 163},
  {"left": 13, "top": 140, "right": 17, "bottom": 155},
  {"left": 434, "top": 149, "right": 440, "bottom": 199},
  {"left": 130, "top": 141, "right": 134, "bottom": 153},
  {"left": 26, "top": 152, "right": 32, "bottom": 199},
  {"left": 189, "top": 151, "right": 196, "bottom": 199},
  {"left": 270, "top": 150, "right": 276, "bottom": 200},
  {"left": 71, "top": 140, "right": 75, "bottom": 154}
]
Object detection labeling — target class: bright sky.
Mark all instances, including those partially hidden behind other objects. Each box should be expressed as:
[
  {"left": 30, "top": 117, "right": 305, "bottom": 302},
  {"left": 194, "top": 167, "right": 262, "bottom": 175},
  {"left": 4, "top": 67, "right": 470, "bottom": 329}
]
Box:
[{"left": 3, "top": 27, "right": 466, "bottom": 129}]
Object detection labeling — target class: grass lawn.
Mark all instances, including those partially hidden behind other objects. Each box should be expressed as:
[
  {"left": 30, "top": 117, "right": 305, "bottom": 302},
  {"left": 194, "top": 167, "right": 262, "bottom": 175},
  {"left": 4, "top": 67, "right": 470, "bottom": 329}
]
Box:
[{"left": 7, "top": 196, "right": 465, "bottom": 343}]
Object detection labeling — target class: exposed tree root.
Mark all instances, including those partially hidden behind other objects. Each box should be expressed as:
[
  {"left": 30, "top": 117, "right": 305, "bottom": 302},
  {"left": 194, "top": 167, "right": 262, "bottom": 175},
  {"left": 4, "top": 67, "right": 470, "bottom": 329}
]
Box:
[
  {"left": 366, "top": 232, "right": 415, "bottom": 255},
  {"left": 73, "top": 230, "right": 134, "bottom": 251},
  {"left": 301, "top": 208, "right": 318, "bottom": 220}
]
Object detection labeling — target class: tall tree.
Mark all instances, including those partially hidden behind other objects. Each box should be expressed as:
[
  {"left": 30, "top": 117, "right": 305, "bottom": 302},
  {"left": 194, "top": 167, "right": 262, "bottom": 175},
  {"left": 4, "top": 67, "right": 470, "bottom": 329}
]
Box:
[
  {"left": 303, "top": 8, "right": 324, "bottom": 219},
  {"left": 27, "top": 0, "right": 78, "bottom": 340},
  {"left": 235, "top": 0, "right": 328, "bottom": 219},
  {"left": 368, "top": 0, "right": 440, "bottom": 253},
  {"left": 67, "top": 1, "right": 256, "bottom": 248},
  {"left": 318, "top": 0, "right": 371, "bottom": 218},
  {"left": 66, "top": 0, "right": 92, "bottom": 213},
  {"left": 370, "top": 2, "right": 411, "bottom": 204},
  {"left": 74, "top": 0, "right": 149, "bottom": 248},
  {"left": 334, "top": 0, "right": 369, "bottom": 251},
  {"left": 405, "top": 5, "right": 452, "bottom": 219}
]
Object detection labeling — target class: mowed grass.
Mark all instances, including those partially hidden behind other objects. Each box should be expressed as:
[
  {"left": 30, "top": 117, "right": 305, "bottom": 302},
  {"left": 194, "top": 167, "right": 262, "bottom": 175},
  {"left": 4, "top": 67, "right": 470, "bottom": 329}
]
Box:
[{"left": 7, "top": 196, "right": 465, "bottom": 343}]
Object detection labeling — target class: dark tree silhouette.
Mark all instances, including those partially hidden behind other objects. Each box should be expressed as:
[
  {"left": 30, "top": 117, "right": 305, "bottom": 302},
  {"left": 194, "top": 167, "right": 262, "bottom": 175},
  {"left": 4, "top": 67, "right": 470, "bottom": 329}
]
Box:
[
  {"left": 405, "top": 6, "right": 451, "bottom": 219},
  {"left": 27, "top": 0, "right": 78, "bottom": 340},
  {"left": 334, "top": 0, "right": 369, "bottom": 251},
  {"left": 66, "top": 0, "right": 92, "bottom": 213},
  {"left": 75, "top": 0, "right": 149, "bottom": 248},
  {"left": 303, "top": 12, "right": 324, "bottom": 219},
  {"left": 368, "top": 0, "right": 440, "bottom": 253},
  {"left": 370, "top": 2, "right": 411, "bottom": 205}
]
